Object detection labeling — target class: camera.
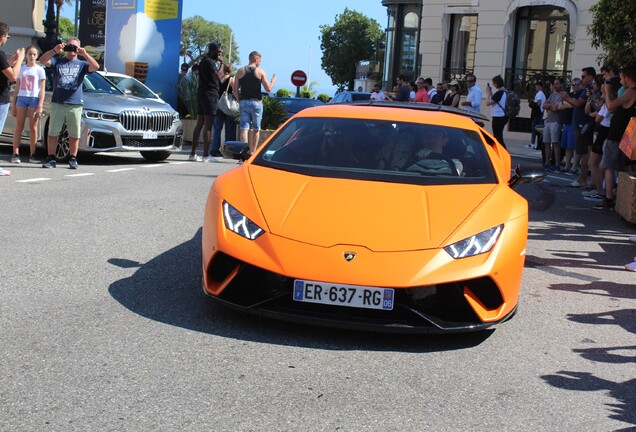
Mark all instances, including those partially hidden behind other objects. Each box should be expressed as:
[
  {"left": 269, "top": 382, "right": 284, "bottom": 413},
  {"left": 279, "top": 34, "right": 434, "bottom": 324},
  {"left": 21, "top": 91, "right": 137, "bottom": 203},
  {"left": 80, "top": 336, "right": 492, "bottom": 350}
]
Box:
[{"left": 63, "top": 44, "right": 77, "bottom": 52}]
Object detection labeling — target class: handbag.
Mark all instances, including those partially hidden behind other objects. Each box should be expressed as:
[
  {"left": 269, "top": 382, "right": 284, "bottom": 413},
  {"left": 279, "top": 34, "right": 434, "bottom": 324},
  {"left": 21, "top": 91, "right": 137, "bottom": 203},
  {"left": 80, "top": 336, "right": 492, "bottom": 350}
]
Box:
[
  {"left": 618, "top": 117, "right": 636, "bottom": 160},
  {"left": 219, "top": 90, "right": 239, "bottom": 117}
]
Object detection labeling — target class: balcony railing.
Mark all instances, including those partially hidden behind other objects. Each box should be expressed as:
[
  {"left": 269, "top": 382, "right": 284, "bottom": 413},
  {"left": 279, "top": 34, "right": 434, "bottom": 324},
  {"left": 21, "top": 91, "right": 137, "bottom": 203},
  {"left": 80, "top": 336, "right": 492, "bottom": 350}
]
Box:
[
  {"left": 442, "top": 68, "right": 474, "bottom": 93},
  {"left": 504, "top": 68, "right": 572, "bottom": 99}
]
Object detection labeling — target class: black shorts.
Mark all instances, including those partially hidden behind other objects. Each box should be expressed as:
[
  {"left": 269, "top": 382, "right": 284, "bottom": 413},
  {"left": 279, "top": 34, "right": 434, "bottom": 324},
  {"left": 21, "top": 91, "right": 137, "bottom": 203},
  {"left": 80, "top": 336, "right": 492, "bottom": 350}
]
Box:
[
  {"left": 592, "top": 124, "right": 608, "bottom": 155},
  {"left": 197, "top": 91, "right": 218, "bottom": 116},
  {"left": 574, "top": 125, "right": 593, "bottom": 155}
]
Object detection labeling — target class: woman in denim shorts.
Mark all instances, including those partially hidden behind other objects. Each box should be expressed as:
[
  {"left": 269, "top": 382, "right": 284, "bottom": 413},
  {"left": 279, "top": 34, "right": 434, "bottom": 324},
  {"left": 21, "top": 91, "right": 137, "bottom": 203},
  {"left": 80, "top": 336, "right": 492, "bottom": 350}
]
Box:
[{"left": 11, "top": 45, "right": 45, "bottom": 163}]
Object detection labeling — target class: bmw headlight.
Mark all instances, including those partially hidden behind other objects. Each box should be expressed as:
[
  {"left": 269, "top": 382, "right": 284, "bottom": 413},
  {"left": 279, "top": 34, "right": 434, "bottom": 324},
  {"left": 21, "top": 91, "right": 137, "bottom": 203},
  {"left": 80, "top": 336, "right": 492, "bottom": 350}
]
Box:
[
  {"left": 222, "top": 201, "right": 264, "bottom": 240},
  {"left": 173, "top": 112, "right": 180, "bottom": 121},
  {"left": 444, "top": 225, "right": 503, "bottom": 259},
  {"left": 84, "top": 110, "right": 119, "bottom": 121}
]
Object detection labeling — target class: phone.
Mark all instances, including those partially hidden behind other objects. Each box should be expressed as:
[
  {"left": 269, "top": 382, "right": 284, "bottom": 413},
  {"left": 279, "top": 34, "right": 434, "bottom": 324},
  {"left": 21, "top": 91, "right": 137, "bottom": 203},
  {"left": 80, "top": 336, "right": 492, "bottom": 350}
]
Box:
[
  {"left": 486, "top": 82, "right": 491, "bottom": 89},
  {"left": 63, "top": 44, "right": 77, "bottom": 52}
]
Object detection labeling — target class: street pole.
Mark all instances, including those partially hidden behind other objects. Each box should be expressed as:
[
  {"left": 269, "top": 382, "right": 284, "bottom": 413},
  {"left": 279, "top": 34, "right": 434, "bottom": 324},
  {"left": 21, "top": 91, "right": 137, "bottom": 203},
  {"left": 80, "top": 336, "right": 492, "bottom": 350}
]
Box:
[
  {"left": 38, "top": 0, "right": 61, "bottom": 54},
  {"left": 74, "top": 0, "right": 80, "bottom": 37}
]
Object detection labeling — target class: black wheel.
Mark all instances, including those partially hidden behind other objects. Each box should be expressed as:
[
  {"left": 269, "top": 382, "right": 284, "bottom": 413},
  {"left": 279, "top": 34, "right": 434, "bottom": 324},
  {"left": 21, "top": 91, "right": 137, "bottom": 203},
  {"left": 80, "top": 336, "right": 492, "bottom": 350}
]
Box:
[{"left": 140, "top": 150, "right": 171, "bottom": 162}]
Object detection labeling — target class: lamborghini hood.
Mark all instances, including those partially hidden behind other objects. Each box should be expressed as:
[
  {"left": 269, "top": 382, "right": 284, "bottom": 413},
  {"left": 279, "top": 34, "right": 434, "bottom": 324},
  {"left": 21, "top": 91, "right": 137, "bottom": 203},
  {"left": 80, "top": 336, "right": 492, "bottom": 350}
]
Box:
[{"left": 249, "top": 166, "right": 498, "bottom": 251}]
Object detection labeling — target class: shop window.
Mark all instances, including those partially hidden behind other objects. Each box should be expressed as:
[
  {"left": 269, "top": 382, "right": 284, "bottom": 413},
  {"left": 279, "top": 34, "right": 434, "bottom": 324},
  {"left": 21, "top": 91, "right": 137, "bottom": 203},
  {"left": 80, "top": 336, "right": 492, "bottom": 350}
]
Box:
[{"left": 443, "top": 15, "right": 477, "bottom": 83}]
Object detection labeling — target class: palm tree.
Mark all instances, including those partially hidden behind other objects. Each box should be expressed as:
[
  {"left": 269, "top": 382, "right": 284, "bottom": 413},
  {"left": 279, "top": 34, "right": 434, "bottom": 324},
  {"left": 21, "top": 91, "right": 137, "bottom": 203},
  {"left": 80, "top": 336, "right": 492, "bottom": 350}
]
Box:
[
  {"left": 54, "top": 0, "right": 74, "bottom": 39},
  {"left": 301, "top": 81, "right": 320, "bottom": 98}
]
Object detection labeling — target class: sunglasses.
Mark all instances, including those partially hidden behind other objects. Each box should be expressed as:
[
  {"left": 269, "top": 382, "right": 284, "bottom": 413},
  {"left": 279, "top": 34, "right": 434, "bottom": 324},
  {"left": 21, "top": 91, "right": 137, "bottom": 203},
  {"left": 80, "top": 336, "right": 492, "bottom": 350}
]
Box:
[{"left": 466, "top": 79, "right": 475, "bottom": 82}]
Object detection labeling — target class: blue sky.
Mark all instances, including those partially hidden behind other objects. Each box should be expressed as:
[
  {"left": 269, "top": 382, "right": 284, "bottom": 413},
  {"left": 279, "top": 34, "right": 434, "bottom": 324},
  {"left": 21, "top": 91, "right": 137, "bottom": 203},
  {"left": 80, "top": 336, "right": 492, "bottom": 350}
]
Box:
[{"left": 62, "top": 0, "right": 388, "bottom": 97}]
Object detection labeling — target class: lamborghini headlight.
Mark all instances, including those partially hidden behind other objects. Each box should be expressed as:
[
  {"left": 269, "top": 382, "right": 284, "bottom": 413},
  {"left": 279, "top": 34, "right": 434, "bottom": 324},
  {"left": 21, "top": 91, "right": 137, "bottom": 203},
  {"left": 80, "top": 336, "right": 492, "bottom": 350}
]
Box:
[
  {"left": 222, "top": 201, "right": 264, "bottom": 240},
  {"left": 444, "top": 224, "right": 503, "bottom": 259}
]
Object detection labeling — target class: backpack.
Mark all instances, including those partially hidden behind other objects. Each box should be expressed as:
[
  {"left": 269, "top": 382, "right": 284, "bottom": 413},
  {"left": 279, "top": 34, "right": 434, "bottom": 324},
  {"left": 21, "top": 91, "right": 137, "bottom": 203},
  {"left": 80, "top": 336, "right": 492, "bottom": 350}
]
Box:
[{"left": 504, "top": 90, "right": 521, "bottom": 117}]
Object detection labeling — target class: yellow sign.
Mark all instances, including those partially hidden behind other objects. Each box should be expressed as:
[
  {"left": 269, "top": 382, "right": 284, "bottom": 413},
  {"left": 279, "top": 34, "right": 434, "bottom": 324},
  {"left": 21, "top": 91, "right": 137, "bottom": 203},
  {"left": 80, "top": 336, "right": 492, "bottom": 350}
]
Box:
[{"left": 145, "top": 0, "right": 178, "bottom": 20}]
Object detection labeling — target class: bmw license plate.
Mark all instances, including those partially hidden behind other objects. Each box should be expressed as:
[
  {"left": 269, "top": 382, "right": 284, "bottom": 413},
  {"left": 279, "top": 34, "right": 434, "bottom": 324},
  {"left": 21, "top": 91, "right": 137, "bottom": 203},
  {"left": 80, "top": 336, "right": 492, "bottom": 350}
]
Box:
[
  {"left": 293, "top": 280, "right": 394, "bottom": 311},
  {"left": 143, "top": 131, "right": 158, "bottom": 139}
]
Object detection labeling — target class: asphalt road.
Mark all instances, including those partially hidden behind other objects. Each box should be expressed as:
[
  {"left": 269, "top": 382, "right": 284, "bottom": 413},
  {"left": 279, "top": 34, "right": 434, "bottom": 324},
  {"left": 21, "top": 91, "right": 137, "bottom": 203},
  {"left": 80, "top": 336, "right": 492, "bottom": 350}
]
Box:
[{"left": 1, "top": 147, "right": 635, "bottom": 431}]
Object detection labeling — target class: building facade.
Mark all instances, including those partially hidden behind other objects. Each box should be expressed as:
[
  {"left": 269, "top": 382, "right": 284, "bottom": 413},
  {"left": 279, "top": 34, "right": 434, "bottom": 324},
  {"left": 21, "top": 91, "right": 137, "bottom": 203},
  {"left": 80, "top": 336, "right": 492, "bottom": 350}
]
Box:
[
  {"left": 1, "top": 0, "right": 46, "bottom": 53},
  {"left": 380, "top": 0, "right": 603, "bottom": 126}
]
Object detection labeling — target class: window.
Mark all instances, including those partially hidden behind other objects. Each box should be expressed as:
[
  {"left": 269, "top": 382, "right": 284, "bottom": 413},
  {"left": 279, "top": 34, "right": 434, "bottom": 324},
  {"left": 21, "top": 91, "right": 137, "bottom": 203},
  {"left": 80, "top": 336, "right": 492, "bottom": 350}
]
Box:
[
  {"left": 256, "top": 117, "right": 496, "bottom": 185},
  {"left": 383, "top": 5, "right": 420, "bottom": 88},
  {"left": 444, "top": 14, "right": 477, "bottom": 80},
  {"left": 512, "top": 7, "right": 569, "bottom": 77},
  {"left": 399, "top": 12, "right": 420, "bottom": 80}
]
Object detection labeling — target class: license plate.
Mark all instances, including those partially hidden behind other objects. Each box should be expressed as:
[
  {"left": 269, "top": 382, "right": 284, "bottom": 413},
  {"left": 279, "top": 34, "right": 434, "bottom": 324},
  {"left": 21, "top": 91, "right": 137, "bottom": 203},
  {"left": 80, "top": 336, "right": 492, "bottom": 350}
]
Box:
[
  {"left": 293, "top": 279, "right": 394, "bottom": 311},
  {"left": 143, "top": 131, "right": 158, "bottom": 139}
]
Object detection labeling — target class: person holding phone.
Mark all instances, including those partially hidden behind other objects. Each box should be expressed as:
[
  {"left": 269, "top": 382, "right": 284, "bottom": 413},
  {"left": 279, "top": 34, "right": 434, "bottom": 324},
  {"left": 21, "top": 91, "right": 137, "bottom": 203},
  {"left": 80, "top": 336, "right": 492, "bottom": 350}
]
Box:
[
  {"left": 485, "top": 75, "right": 508, "bottom": 149},
  {"left": 560, "top": 67, "right": 596, "bottom": 188},
  {"left": 38, "top": 37, "right": 99, "bottom": 169}
]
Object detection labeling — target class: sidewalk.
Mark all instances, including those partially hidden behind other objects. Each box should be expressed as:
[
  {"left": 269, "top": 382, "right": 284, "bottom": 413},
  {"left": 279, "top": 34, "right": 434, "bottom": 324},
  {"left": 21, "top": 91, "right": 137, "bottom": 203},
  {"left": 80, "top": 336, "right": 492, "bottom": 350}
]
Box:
[{"left": 504, "top": 130, "right": 543, "bottom": 161}]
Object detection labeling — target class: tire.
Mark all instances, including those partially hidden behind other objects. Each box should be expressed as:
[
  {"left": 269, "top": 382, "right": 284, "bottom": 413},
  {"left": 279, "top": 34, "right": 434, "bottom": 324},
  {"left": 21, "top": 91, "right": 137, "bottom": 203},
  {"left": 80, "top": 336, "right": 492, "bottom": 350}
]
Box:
[{"left": 140, "top": 150, "right": 171, "bottom": 162}]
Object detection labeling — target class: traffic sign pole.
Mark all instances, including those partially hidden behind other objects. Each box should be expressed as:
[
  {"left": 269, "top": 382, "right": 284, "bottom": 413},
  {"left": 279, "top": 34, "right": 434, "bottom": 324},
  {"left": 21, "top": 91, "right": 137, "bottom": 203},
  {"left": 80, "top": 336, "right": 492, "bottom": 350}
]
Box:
[{"left": 291, "top": 70, "right": 307, "bottom": 97}]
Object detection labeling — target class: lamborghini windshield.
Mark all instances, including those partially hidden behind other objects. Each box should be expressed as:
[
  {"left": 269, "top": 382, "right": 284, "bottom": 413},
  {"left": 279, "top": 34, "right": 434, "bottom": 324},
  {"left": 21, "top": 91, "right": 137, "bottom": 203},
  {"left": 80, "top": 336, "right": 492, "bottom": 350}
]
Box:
[{"left": 255, "top": 117, "right": 497, "bottom": 185}]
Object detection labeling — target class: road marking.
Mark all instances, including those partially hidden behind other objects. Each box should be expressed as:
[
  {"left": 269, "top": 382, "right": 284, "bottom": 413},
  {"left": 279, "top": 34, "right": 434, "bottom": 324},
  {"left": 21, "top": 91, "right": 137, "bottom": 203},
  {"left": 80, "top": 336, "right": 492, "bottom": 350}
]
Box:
[
  {"left": 16, "top": 177, "right": 51, "bottom": 183},
  {"left": 142, "top": 164, "right": 163, "bottom": 168},
  {"left": 106, "top": 168, "right": 136, "bottom": 172},
  {"left": 65, "top": 173, "right": 95, "bottom": 177},
  {"left": 170, "top": 161, "right": 190, "bottom": 165}
]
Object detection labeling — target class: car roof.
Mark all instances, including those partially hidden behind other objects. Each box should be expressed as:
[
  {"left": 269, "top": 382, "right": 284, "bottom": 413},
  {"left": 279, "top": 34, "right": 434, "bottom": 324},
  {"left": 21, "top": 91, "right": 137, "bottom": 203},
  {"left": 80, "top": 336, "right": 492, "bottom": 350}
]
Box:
[
  {"left": 98, "top": 71, "right": 126, "bottom": 78},
  {"left": 294, "top": 100, "right": 489, "bottom": 124}
]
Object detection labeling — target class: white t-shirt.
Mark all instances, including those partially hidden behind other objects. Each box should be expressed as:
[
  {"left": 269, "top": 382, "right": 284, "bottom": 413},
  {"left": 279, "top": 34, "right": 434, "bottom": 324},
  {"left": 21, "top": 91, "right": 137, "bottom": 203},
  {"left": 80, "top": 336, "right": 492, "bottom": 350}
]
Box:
[
  {"left": 598, "top": 104, "right": 612, "bottom": 128},
  {"left": 490, "top": 89, "right": 507, "bottom": 117},
  {"left": 370, "top": 90, "right": 385, "bottom": 101},
  {"left": 17, "top": 64, "right": 46, "bottom": 98},
  {"left": 534, "top": 90, "right": 546, "bottom": 112}
]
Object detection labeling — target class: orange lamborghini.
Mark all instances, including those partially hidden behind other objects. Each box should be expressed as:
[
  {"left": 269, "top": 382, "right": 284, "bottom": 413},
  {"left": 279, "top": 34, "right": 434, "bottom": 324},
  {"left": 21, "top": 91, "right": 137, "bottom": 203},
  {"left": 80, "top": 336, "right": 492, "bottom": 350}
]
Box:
[{"left": 202, "top": 102, "right": 544, "bottom": 333}]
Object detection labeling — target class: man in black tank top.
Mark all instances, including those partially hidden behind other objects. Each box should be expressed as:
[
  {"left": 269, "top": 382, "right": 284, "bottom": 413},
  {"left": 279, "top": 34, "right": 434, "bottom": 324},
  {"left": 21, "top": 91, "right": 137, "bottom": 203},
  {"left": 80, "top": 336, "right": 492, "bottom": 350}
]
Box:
[
  {"left": 596, "top": 66, "right": 636, "bottom": 210},
  {"left": 233, "top": 51, "right": 277, "bottom": 154}
]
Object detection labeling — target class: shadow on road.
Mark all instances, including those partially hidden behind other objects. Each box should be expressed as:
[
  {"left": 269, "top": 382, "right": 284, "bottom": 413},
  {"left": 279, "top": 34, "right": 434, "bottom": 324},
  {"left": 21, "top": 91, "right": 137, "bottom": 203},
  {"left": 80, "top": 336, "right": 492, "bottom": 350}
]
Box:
[
  {"left": 540, "top": 278, "right": 636, "bottom": 429},
  {"left": 540, "top": 371, "right": 636, "bottom": 429},
  {"left": 108, "top": 229, "right": 494, "bottom": 353}
]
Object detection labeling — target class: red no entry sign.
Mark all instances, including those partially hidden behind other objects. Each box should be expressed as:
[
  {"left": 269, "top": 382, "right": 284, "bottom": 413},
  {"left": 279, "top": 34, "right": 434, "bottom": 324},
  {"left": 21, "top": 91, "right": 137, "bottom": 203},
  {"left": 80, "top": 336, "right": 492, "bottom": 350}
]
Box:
[{"left": 291, "top": 70, "right": 307, "bottom": 87}]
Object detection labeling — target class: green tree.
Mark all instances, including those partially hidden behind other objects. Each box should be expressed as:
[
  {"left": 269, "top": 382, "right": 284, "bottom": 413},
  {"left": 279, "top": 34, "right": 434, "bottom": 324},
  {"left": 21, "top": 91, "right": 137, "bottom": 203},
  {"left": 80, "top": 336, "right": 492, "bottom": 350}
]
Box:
[
  {"left": 588, "top": 1, "right": 636, "bottom": 67},
  {"left": 276, "top": 88, "right": 291, "bottom": 97},
  {"left": 53, "top": 0, "right": 74, "bottom": 39},
  {"left": 319, "top": 8, "right": 383, "bottom": 90},
  {"left": 181, "top": 16, "right": 238, "bottom": 67},
  {"left": 58, "top": 17, "right": 75, "bottom": 41},
  {"left": 317, "top": 93, "right": 330, "bottom": 103}
]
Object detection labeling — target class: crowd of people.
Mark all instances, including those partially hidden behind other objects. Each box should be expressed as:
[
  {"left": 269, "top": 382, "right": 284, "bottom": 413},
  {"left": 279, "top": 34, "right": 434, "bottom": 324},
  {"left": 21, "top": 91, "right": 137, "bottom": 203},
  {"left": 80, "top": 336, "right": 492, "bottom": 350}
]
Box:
[
  {"left": 180, "top": 45, "right": 275, "bottom": 162},
  {"left": 532, "top": 65, "right": 636, "bottom": 211}
]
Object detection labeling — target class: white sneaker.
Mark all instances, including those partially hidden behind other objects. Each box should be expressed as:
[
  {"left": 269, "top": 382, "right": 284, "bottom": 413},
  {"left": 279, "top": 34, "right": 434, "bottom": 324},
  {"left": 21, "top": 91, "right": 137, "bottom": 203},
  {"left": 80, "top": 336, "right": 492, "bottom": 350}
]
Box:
[
  {"left": 0, "top": 167, "right": 12, "bottom": 176},
  {"left": 188, "top": 154, "right": 202, "bottom": 162},
  {"left": 625, "top": 261, "right": 636, "bottom": 272},
  {"left": 203, "top": 155, "right": 219, "bottom": 163},
  {"left": 582, "top": 189, "right": 600, "bottom": 196}
]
